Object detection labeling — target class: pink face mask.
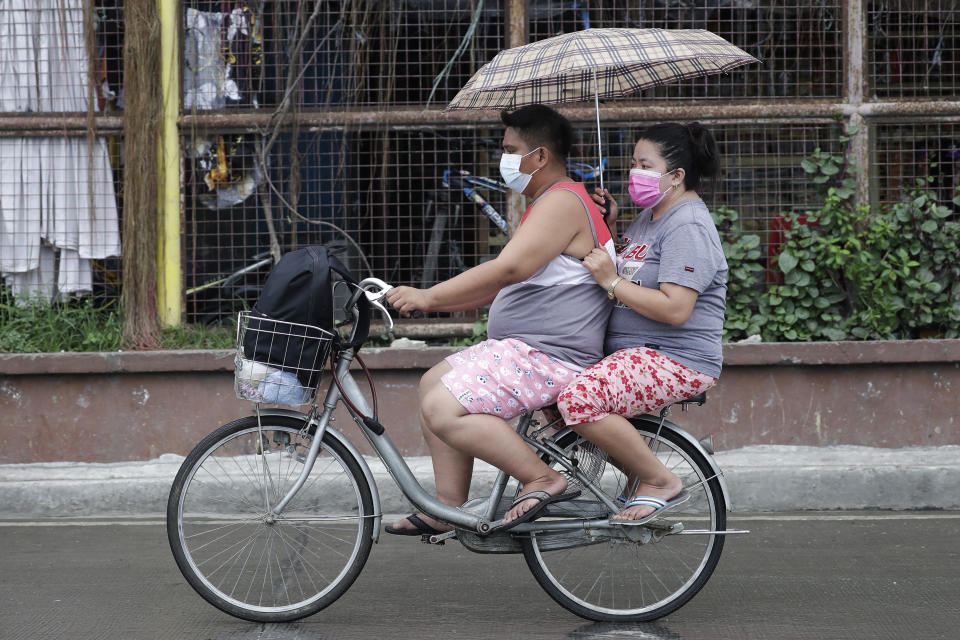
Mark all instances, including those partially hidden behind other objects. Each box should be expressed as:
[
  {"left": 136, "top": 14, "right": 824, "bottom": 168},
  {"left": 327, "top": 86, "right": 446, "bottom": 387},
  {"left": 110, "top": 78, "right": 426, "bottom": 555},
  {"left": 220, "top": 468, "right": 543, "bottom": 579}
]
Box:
[{"left": 628, "top": 168, "right": 677, "bottom": 209}]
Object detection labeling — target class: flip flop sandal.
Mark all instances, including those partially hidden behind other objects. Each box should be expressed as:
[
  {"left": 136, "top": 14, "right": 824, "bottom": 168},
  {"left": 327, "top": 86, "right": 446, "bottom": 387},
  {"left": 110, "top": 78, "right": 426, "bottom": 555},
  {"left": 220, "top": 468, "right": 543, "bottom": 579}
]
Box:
[
  {"left": 611, "top": 490, "right": 691, "bottom": 526},
  {"left": 497, "top": 489, "right": 582, "bottom": 532},
  {"left": 384, "top": 513, "right": 447, "bottom": 537}
]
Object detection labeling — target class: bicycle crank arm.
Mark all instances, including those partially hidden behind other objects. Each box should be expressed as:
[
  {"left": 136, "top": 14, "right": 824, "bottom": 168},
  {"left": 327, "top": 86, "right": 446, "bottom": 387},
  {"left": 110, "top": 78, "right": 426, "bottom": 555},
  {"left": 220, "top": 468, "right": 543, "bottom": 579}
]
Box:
[{"left": 427, "top": 530, "right": 458, "bottom": 545}]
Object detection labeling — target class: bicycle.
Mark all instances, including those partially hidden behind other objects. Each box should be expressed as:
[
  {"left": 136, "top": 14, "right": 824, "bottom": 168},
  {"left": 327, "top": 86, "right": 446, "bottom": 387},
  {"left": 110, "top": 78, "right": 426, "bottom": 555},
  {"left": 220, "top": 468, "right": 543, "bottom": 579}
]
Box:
[
  {"left": 411, "top": 170, "right": 504, "bottom": 289},
  {"left": 183, "top": 236, "right": 372, "bottom": 325},
  {"left": 183, "top": 251, "right": 274, "bottom": 324},
  {"left": 416, "top": 158, "right": 610, "bottom": 288},
  {"left": 441, "top": 157, "right": 609, "bottom": 236},
  {"left": 166, "top": 277, "right": 745, "bottom": 623}
]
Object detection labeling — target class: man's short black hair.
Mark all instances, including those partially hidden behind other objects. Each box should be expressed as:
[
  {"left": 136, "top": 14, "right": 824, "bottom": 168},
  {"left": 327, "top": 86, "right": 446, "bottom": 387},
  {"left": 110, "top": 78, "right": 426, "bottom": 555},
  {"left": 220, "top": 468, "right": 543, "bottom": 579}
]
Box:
[{"left": 500, "top": 104, "right": 573, "bottom": 162}]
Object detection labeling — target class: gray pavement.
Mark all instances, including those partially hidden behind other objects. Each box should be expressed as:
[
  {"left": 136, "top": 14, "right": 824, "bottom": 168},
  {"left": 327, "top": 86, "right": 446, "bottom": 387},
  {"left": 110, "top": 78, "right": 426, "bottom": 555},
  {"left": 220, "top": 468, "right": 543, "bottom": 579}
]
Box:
[
  {"left": 1, "top": 512, "right": 958, "bottom": 639},
  {"left": 1, "top": 445, "right": 959, "bottom": 518}
]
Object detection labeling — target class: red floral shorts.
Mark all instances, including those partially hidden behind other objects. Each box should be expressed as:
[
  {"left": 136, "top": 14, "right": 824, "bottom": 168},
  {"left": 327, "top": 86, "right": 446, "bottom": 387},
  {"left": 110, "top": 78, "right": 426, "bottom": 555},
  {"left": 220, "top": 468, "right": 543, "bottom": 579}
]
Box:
[{"left": 557, "top": 348, "right": 717, "bottom": 426}]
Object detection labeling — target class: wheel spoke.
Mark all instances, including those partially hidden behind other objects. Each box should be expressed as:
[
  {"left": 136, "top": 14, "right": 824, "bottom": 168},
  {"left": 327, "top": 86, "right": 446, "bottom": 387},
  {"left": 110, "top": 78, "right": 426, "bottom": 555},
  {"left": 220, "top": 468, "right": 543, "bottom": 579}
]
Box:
[
  {"left": 277, "top": 523, "right": 352, "bottom": 559},
  {"left": 197, "top": 459, "right": 262, "bottom": 514},
  {"left": 186, "top": 520, "right": 258, "bottom": 552},
  {"left": 229, "top": 530, "right": 260, "bottom": 599},
  {"left": 195, "top": 524, "right": 263, "bottom": 571},
  {"left": 273, "top": 525, "right": 332, "bottom": 586}
]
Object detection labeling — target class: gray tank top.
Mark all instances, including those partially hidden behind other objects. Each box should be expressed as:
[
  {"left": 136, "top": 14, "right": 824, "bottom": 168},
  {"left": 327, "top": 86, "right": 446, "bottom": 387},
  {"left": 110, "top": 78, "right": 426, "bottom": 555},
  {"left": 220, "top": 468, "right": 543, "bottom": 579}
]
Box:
[{"left": 486, "top": 183, "right": 617, "bottom": 369}]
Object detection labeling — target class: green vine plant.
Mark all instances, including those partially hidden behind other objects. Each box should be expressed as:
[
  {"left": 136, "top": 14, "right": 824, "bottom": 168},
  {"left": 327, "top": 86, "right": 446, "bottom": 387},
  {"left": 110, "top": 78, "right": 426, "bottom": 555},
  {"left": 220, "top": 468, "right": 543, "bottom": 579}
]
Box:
[
  {"left": 710, "top": 206, "right": 765, "bottom": 341},
  {"left": 719, "top": 126, "right": 960, "bottom": 342},
  {"left": 449, "top": 314, "right": 489, "bottom": 347},
  {"left": 760, "top": 140, "right": 863, "bottom": 342},
  {"left": 849, "top": 176, "right": 960, "bottom": 339}
]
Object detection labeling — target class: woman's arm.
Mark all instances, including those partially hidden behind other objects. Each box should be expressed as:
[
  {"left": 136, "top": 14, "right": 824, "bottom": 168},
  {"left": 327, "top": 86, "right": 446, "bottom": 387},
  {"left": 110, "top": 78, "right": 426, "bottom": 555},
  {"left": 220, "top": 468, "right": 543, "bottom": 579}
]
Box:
[{"left": 581, "top": 248, "right": 698, "bottom": 326}]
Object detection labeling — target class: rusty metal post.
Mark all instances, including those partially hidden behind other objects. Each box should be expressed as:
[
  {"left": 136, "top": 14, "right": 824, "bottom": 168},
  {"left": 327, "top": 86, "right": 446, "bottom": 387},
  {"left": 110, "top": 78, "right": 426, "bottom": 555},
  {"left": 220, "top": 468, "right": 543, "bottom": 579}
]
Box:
[
  {"left": 175, "top": 101, "right": 960, "bottom": 131},
  {"left": 504, "top": 0, "right": 528, "bottom": 232},
  {"left": 844, "top": 0, "right": 870, "bottom": 207}
]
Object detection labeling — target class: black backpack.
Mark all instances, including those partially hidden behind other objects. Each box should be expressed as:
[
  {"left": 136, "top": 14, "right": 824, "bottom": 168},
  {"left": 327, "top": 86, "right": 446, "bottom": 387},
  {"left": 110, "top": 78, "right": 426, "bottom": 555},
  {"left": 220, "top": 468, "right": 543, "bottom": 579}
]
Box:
[{"left": 242, "top": 246, "right": 369, "bottom": 387}]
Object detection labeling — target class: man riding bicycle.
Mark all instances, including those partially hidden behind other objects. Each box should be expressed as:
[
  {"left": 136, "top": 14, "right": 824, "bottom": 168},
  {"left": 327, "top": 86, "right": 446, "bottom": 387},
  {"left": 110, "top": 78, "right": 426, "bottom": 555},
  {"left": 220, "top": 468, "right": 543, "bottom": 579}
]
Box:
[{"left": 385, "top": 104, "right": 617, "bottom": 534}]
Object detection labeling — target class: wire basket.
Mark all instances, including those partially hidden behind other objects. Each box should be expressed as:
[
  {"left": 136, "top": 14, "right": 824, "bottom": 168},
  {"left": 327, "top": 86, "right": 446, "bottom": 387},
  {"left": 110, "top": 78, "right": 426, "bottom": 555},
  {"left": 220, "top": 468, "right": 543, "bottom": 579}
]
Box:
[{"left": 234, "top": 311, "right": 335, "bottom": 406}]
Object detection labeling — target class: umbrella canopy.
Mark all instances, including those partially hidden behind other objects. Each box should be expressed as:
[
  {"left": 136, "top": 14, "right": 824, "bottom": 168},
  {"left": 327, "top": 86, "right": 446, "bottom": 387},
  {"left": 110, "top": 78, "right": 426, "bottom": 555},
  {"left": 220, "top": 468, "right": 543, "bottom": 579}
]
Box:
[{"left": 446, "top": 28, "right": 759, "bottom": 111}]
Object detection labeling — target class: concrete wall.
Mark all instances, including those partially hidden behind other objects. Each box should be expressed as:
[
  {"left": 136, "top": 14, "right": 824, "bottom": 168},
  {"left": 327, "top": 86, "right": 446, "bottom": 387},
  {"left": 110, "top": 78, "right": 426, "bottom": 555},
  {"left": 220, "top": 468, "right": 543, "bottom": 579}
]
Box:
[{"left": 1, "top": 340, "right": 958, "bottom": 464}]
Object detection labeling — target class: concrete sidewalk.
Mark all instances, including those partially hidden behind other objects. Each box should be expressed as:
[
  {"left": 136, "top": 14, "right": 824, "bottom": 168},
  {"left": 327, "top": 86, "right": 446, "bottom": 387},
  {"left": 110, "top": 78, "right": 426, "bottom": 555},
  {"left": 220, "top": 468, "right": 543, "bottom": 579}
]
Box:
[{"left": 1, "top": 445, "right": 958, "bottom": 518}]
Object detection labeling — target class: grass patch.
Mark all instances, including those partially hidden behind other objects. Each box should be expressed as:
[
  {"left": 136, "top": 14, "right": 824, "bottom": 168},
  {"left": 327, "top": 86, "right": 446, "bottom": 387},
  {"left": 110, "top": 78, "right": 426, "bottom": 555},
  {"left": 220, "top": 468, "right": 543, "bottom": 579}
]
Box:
[
  {"left": 0, "top": 297, "right": 123, "bottom": 353},
  {"left": 0, "top": 294, "right": 235, "bottom": 353},
  {"left": 159, "top": 323, "right": 235, "bottom": 350}
]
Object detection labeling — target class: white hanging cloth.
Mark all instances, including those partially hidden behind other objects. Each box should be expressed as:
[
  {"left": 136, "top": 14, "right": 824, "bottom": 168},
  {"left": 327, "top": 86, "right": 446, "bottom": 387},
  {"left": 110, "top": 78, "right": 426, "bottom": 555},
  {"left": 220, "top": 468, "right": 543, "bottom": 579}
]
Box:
[{"left": 0, "top": 0, "right": 121, "bottom": 302}]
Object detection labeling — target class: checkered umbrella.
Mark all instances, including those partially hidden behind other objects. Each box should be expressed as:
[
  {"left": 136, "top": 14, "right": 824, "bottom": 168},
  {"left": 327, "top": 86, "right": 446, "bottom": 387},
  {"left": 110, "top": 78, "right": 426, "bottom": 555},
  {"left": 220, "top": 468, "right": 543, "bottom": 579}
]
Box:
[
  {"left": 446, "top": 28, "right": 759, "bottom": 111},
  {"left": 446, "top": 28, "right": 759, "bottom": 190}
]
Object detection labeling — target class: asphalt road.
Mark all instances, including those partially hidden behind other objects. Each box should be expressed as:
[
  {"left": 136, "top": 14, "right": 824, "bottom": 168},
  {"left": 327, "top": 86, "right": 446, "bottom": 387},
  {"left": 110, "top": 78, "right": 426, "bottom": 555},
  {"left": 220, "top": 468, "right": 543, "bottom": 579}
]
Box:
[{"left": 2, "top": 512, "right": 958, "bottom": 640}]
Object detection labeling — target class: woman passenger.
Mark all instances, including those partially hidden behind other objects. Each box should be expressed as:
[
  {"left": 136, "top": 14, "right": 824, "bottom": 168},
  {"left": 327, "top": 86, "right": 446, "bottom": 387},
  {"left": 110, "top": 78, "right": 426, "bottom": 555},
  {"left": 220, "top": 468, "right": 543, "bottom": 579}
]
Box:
[{"left": 557, "top": 122, "right": 728, "bottom": 523}]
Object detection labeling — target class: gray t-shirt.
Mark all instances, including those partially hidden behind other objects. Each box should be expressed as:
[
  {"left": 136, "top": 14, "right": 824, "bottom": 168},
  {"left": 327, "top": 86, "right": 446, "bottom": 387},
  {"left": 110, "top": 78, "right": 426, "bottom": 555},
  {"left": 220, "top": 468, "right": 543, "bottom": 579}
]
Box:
[{"left": 605, "top": 198, "right": 727, "bottom": 378}]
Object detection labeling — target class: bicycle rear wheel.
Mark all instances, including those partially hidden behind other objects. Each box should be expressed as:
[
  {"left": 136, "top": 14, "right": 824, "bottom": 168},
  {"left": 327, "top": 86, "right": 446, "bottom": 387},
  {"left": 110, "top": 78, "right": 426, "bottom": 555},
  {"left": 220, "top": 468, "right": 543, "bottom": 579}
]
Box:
[
  {"left": 522, "top": 419, "right": 726, "bottom": 622},
  {"left": 167, "top": 415, "right": 374, "bottom": 622}
]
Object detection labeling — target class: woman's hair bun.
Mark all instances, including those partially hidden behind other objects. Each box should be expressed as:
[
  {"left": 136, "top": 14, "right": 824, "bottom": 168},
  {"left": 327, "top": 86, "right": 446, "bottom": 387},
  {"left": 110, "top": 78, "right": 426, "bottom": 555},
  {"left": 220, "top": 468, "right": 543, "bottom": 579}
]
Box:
[{"left": 685, "top": 122, "right": 719, "bottom": 181}]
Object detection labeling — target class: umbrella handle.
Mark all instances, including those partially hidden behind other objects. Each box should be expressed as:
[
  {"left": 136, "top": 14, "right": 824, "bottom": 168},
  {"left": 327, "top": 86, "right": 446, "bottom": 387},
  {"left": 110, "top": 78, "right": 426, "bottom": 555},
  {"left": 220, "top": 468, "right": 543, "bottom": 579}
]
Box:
[{"left": 593, "top": 68, "right": 604, "bottom": 193}]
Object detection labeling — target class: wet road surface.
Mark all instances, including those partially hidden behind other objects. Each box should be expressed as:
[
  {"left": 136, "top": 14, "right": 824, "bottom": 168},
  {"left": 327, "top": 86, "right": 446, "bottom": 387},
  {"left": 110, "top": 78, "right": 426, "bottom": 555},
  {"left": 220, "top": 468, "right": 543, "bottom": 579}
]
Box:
[{"left": 1, "top": 512, "right": 958, "bottom": 640}]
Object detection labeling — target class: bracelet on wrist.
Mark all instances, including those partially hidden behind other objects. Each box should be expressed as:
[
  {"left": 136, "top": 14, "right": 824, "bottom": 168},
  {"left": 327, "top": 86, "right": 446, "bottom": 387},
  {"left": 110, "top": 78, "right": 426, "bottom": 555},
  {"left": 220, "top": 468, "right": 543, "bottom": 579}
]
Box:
[{"left": 607, "top": 276, "right": 624, "bottom": 300}]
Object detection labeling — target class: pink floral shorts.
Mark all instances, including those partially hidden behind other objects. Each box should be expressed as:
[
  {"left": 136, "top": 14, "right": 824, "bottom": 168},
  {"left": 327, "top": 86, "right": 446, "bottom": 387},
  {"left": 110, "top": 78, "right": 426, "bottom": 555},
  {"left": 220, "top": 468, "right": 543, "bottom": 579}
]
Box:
[
  {"left": 441, "top": 338, "right": 579, "bottom": 420},
  {"left": 557, "top": 347, "right": 717, "bottom": 426}
]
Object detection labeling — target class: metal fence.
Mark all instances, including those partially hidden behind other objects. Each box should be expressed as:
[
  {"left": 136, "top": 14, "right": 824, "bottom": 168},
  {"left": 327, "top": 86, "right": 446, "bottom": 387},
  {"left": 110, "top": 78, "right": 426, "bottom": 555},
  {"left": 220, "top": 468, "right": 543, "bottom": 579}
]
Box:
[
  {"left": 1, "top": 1, "right": 958, "bottom": 332},
  {"left": 867, "top": 1, "right": 960, "bottom": 99}
]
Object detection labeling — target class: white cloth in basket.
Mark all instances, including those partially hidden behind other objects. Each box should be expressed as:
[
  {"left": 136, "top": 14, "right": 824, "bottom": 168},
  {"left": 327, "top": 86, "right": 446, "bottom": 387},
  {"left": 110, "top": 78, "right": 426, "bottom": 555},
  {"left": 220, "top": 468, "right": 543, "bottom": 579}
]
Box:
[{"left": 235, "top": 355, "right": 311, "bottom": 405}]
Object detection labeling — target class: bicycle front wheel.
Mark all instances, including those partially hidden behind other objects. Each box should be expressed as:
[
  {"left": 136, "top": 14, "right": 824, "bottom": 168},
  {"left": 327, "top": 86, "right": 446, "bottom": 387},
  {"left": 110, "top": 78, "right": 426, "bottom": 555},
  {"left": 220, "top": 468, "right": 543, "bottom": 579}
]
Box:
[
  {"left": 167, "top": 415, "right": 374, "bottom": 622},
  {"left": 522, "top": 420, "right": 726, "bottom": 622}
]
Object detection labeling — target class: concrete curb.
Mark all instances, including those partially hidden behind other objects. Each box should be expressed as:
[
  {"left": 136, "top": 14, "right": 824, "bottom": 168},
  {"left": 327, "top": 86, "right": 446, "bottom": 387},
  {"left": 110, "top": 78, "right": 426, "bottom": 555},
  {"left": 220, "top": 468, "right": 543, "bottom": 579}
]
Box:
[{"left": 1, "top": 445, "right": 958, "bottom": 518}]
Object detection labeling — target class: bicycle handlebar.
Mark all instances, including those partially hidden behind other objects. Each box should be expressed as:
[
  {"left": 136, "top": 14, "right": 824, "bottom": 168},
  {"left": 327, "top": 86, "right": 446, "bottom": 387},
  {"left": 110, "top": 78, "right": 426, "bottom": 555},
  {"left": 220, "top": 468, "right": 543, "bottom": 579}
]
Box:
[
  {"left": 358, "top": 277, "right": 392, "bottom": 303},
  {"left": 356, "top": 277, "right": 395, "bottom": 334},
  {"left": 443, "top": 170, "right": 507, "bottom": 193},
  {"left": 568, "top": 157, "right": 608, "bottom": 180}
]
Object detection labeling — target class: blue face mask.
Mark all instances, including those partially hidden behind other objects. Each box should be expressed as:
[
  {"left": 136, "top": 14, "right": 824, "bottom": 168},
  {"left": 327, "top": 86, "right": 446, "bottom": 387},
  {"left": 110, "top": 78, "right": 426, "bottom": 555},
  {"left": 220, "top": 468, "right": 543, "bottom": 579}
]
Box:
[{"left": 499, "top": 147, "right": 542, "bottom": 193}]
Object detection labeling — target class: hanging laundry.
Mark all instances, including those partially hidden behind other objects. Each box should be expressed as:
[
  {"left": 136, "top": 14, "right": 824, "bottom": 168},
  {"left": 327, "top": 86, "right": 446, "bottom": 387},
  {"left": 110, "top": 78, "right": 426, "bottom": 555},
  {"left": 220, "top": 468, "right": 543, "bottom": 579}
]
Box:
[
  {"left": 183, "top": 7, "right": 262, "bottom": 211},
  {"left": 0, "top": 0, "right": 121, "bottom": 303},
  {"left": 183, "top": 7, "right": 246, "bottom": 110}
]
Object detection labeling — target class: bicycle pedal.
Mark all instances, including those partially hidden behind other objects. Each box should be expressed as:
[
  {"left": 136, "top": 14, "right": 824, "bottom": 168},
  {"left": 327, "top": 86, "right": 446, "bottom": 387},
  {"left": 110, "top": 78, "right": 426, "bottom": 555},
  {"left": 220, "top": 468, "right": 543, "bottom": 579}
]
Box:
[{"left": 422, "top": 530, "right": 457, "bottom": 545}]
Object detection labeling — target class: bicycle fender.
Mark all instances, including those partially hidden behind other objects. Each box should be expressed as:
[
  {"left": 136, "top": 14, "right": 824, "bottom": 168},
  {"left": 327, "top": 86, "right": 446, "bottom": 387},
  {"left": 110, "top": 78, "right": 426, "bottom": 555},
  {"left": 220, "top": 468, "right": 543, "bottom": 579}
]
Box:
[
  {"left": 629, "top": 416, "right": 732, "bottom": 511},
  {"left": 252, "top": 408, "right": 383, "bottom": 542}
]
